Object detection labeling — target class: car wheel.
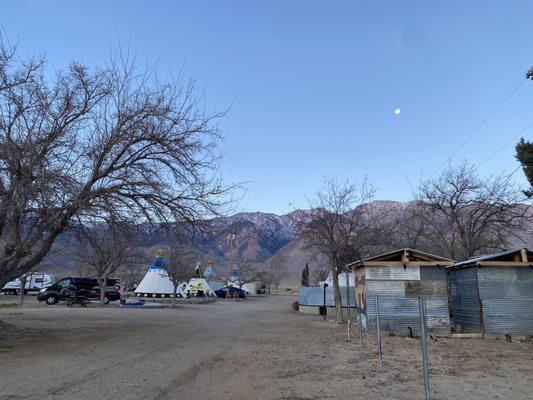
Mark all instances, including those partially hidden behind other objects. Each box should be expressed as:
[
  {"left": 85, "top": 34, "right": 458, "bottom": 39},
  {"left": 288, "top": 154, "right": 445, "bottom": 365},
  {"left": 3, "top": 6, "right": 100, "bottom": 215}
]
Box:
[
  {"left": 45, "top": 295, "right": 58, "bottom": 305},
  {"left": 103, "top": 296, "right": 110, "bottom": 305}
]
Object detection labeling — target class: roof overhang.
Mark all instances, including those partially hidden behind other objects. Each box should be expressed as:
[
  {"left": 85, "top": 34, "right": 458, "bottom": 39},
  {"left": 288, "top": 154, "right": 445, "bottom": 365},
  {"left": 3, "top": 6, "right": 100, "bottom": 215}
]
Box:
[{"left": 348, "top": 248, "right": 454, "bottom": 269}]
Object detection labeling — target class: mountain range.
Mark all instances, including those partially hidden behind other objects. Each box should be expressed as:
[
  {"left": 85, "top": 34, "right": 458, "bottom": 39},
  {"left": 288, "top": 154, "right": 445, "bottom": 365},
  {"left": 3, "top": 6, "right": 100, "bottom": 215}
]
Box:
[{"left": 43, "top": 201, "right": 533, "bottom": 285}]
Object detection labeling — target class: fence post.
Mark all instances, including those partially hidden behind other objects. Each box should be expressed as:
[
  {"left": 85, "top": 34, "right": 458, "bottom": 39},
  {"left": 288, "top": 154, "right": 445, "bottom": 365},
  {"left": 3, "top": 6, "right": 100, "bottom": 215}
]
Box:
[
  {"left": 357, "top": 307, "right": 364, "bottom": 347},
  {"left": 418, "top": 297, "right": 431, "bottom": 400},
  {"left": 322, "top": 283, "right": 328, "bottom": 322},
  {"left": 375, "top": 295, "right": 382, "bottom": 366}
]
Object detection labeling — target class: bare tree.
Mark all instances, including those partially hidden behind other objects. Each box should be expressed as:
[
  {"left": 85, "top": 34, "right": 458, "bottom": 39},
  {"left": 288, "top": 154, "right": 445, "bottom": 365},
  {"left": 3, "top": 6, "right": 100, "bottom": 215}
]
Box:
[
  {"left": 298, "top": 177, "right": 377, "bottom": 323},
  {"left": 315, "top": 267, "right": 329, "bottom": 285},
  {"left": 117, "top": 260, "right": 147, "bottom": 291},
  {"left": 75, "top": 222, "right": 141, "bottom": 305},
  {"left": 0, "top": 36, "right": 236, "bottom": 288},
  {"left": 164, "top": 242, "right": 195, "bottom": 307},
  {"left": 258, "top": 253, "right": 287, "bottom": 294},
  {"left": 220, "top": 259, "right": 258, "bottom": 299},
  {"left": 415, "top": 162, "right": 527, "bottom": 260}
]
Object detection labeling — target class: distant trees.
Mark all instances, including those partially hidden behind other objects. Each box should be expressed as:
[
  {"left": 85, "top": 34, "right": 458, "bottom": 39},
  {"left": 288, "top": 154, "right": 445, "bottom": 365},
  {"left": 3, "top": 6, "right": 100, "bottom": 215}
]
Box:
[
  {"left": 515, "top": 138, "right": 533, "bottom": 198},
  {"left": 298, "top": 177, "right": 378, "bottom": 323},
  {"left": 75, "top": 223, "right": 141, "bottom": 305},
  {"left": 219, "top": 259, "right": 258, "bottom": 298},
  {"left": 258, "top": 253, "right": 287, "bottom": 293},
  {"left": 0, "top": 35, "right": 234, "bottom": 289},
  {"left": 164, "top": 241, "right": 195, "bottom": 307},
  {"left": 411, "top": 162, "right": 527, "bottom": 260}
]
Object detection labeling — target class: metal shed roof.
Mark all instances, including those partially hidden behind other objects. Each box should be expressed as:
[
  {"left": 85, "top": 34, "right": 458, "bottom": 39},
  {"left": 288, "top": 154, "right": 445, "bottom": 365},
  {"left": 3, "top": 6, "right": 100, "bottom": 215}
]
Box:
[{"left": 451, "top": 248, "right": 533, "bottom": 268}]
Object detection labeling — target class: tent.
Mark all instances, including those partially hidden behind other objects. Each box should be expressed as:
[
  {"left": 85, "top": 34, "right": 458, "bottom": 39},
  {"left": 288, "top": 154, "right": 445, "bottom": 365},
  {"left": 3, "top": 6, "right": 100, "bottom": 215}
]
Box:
[
  {"left": 133, "top": 257, "right": 187, "bottom": 299},
  {"left": 319, "top": 272, "right": 355, "bottom": 287},
  {"left": 184, "top": 278, "right": 217, "bottom": 298},
  {"left": 227, "top": 280, "right": 257, "bottom": 295}
]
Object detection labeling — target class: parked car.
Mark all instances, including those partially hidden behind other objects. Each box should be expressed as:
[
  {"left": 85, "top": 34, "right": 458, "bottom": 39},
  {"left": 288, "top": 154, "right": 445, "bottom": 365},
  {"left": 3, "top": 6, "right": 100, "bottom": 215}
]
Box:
[
  {"left": 1, "top": 273, "right": 57, "bottom": 295},
  {"left": 37, "top": 277, "right": 121, "bottom": 305}
]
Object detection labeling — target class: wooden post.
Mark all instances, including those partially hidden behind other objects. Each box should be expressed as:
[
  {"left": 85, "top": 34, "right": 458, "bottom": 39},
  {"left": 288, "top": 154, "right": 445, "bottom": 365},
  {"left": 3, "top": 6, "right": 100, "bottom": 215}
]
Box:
[{"left": 520, "top": 248, "right": 528, "bottom": 263}]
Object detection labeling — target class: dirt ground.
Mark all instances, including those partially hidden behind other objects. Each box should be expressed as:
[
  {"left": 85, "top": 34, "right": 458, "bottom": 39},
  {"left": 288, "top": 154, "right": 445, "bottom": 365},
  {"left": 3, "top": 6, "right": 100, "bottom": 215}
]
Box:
[{"left": 0, "top": 294, "right": 532, "bottom": 400}]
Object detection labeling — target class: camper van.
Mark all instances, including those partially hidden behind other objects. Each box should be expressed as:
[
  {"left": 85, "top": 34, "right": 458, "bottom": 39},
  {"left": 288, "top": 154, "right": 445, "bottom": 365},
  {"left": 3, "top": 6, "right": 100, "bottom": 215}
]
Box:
[{"left": 1, "top": 273, "right": 57, "bottom": 295}]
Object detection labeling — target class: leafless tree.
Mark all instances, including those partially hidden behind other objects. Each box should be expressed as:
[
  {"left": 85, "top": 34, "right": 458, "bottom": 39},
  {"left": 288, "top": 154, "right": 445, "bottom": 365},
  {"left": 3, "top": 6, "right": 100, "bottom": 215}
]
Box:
[
  {"left": 117, "top": 260, "right": 147, "bottom": 291},
  {"left": 220, "top": 259, "right": 258, "bottom": 299},
  {"left": 315, "top": 267, "right": 329, "bottom": 285},
  {"left": 258, "top": 253, "right": 287, "bottom": 293},
  {"left": 0, "top": 36, "right": 236, "bottom": 288},
  {"left": 164, "top": 241, "right": 195, "bottom": 307},
  {"left": 414, "top": 162, "right": 528, "bottom": 260},
  {"left": 297, "top": 177, "right": 377, "bottom": 323},
  {"left": 74, "top": 222, "right": 142, "bottom": 305}
]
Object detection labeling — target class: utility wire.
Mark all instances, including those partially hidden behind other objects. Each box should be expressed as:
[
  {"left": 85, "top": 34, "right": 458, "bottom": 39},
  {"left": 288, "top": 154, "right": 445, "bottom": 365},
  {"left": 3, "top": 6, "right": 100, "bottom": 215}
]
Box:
[
  {"left": 478, "top": 121, "right": 533, "bottom": 167},
  {"left": 431, "top": 79, "right": 527, "bottom": 177}
]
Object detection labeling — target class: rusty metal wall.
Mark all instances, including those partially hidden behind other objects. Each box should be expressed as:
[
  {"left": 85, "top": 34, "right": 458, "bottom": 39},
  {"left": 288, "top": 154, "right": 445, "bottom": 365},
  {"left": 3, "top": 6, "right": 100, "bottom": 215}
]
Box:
[
  {"left": 298, "top": 286, "right": 356, "bottom": 307},
  {"left": 449, "top": 267, "right": 482, "bottom": 332},
  {"left": 365, "top": 296, "right": 449, "bottom": 335},
  {"left": 365, "top": 264, "right": 450, "bottom": 335},
  {"left": 477, "top": 266, "right": 533, "bottom": 334}
]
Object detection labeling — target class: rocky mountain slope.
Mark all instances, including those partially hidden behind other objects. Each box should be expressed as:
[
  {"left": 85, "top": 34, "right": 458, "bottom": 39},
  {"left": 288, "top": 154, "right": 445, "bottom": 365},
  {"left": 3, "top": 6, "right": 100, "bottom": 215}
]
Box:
[{"left": 41, "top": 201, "right": 533, "bottom": 285}]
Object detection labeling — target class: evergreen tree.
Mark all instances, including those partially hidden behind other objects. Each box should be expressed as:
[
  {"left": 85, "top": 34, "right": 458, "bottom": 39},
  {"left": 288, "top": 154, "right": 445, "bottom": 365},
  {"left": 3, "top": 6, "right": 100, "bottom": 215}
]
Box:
[
  {"left": 301, "top": 262, "right": 310, "bottom": 287},
  {"left": 515, "top": 138, "right": 533, "bottom": 198}
]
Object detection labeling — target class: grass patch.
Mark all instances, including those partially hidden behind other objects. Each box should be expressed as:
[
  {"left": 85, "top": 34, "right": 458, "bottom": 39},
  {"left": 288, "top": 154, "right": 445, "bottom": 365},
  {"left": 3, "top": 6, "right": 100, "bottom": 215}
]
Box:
[{"left": 0, "top": 303, "right": 19, "bottom": 308}]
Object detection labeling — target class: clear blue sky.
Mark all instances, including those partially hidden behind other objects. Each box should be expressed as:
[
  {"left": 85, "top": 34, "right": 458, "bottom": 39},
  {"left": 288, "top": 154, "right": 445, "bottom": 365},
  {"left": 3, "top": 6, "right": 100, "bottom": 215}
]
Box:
[{"left": 2, "top": 1, "right": 533, "bottom": 214}]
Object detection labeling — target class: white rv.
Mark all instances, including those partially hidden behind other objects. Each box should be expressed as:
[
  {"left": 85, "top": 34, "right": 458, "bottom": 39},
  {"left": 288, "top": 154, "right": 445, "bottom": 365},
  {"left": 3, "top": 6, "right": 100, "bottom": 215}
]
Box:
[{"left": 1, "top": 273, "right": 57, "bottom": 295}]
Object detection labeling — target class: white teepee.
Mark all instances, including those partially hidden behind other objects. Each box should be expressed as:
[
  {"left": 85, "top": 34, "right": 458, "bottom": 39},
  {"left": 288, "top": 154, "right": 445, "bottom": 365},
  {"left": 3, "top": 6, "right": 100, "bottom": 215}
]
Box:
[{"left": 134, "top": 261, "right": 186, "bottom": 300}]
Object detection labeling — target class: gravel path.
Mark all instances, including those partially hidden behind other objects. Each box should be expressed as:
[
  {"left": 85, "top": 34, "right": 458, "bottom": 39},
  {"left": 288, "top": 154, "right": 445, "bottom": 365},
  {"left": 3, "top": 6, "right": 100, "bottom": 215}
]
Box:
[{"left": 0, "top": 295, "right": 531, "bottom": 400}]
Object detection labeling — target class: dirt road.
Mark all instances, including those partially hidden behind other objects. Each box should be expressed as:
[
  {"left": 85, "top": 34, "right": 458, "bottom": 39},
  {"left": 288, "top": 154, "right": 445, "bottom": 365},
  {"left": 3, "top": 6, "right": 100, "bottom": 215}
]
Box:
[{"left": 1, "top": 295, "right": 532, "bottom": 400}]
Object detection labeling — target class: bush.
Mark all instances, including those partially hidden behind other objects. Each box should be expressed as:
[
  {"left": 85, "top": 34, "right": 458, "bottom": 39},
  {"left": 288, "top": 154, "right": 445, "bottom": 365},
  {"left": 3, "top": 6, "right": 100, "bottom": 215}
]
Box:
[{"left": 291, "top": 301, "right": 299, "bottom": 311}]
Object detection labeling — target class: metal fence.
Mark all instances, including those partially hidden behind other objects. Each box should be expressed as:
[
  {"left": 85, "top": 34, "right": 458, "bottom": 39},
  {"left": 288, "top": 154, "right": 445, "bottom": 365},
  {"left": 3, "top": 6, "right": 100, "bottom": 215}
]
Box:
[{"left": 298, "top": 286, "right": 356, "bottom": 307}]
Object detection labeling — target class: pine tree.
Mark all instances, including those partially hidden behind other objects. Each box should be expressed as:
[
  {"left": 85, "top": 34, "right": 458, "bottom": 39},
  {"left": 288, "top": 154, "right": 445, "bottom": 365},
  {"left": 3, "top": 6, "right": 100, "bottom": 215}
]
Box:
[
  {"left": 301, "top": 262, "right": 310, "bottom": 287},
  {"left": 515, "top": 138, "right": 533, "bottom": 198}
]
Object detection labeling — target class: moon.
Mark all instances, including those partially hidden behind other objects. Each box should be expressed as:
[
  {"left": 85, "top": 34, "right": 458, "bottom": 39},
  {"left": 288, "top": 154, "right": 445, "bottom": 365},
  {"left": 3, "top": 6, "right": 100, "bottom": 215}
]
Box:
[{"left": 394, "top": 108, "right": 401, "bottom": 115}]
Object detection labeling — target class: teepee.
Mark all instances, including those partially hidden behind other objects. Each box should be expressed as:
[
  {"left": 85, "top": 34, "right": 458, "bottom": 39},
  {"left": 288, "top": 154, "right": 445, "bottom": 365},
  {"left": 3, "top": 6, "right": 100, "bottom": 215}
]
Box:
[{"left": 134, "top": 250, "right": 187, "bottom": 299}]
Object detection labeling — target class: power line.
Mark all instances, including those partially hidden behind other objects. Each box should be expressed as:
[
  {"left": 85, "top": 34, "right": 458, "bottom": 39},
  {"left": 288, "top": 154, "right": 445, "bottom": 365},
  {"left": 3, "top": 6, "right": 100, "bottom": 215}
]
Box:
[
  {"left": 478, "top": 121, "right": 533, "bottom": 167},
  {"left": 431, "top": 79, "right": 527, "bottom": 177}
]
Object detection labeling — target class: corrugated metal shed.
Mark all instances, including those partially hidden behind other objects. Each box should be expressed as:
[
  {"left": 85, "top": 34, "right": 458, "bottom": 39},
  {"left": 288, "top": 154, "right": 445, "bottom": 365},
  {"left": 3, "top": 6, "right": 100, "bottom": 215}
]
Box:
[
  {"left": 366, "top": 296, "right": 449, "bottom": 334},
  {"left": 352, "top": 248, "right": 453, "bottom": 335},
  {"left": 449, "top": 267, "right": 482, "bottom": 332},
  {"left": 448, "top": 248, "right": 533, "bottom": 334}
]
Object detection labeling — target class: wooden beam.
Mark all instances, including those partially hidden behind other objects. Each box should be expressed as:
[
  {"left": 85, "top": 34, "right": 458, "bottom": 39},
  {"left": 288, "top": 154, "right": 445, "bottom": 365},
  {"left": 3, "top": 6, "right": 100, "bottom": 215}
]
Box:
[
  {"left": 361, "top": 261, "right": 454, "bottom": 266},
  {"left": 402, "top": 249, "right": 409, "bottom": 265},
  {"left": 521, "top": 248, "right": 529, "bottom": 263},
  {"left": 477, "top": 261, "right": 533, "bottom": 266}
]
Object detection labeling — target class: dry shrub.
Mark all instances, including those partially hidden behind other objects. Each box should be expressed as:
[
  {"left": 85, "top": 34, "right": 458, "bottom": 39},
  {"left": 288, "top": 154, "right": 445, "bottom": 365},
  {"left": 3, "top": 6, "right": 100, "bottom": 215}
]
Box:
[{"left": 291, "top": 301, "right": 299, "bottom": 311}]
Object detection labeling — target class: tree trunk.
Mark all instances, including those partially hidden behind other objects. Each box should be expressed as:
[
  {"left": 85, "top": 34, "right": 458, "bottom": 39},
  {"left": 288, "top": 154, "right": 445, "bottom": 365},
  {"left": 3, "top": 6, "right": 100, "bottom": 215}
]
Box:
[
  {"left": 331, "top": 267, "right": 344, "bottom": 323},
  {"left": 172, "top": 283, "right": 177, "bottom": 308},
  {"left": 18, "top": 275, "right": 27, "bottom": 306},
  {"left": 99, "top": 276, "right": 107, "bottom": 306},
  {"left": 345, "top": 272, "right": 350, "bottom": 320}
]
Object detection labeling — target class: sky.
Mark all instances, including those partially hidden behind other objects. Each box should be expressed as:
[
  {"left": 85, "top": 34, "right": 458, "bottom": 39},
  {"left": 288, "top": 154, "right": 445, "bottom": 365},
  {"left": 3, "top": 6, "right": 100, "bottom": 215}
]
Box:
[{"left": 2, "top": 1, "right": 533, "bottom": 214}]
